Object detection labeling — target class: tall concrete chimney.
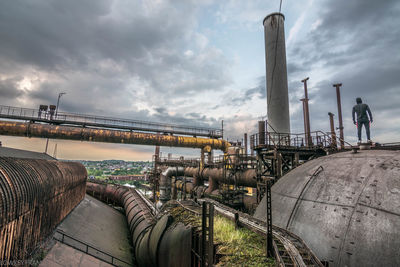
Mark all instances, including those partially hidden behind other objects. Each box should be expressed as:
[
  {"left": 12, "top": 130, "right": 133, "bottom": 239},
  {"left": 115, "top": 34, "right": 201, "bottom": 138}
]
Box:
[{"left": 263, "top": 13, "right": 290, "bottom": 134}]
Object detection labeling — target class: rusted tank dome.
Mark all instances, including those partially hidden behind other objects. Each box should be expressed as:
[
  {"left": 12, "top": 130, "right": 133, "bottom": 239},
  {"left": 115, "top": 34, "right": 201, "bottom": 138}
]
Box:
[{"left": 254, "top": 150, "right": 400, "bottom": 267}]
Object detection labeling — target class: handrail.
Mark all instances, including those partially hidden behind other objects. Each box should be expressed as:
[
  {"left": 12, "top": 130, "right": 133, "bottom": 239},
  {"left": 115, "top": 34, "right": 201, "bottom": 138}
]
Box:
[
  {"left": 250, "top": 129, "right": 354, "bottom": 150},
  {"left": 0, "top": 104, "right": 222, "bottom": 138},
  {"left": 53, "top": 229, "right": 131, "bottom": 267},
  {"left": 315, "top": 130, "right": 353, "bottom": 148}
]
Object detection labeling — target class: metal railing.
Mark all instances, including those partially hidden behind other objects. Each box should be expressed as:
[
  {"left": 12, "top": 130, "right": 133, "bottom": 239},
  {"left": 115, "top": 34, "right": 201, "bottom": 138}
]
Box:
[
  {"left": 209, "top": 154, "right": 257, "bottom": 169},
  {"left": 53, "top": 229, "right": 131, "bottom": 267},
  {"left": 250, "top": 131, "right": 334, "bottom": 149},
  {"left": 0, "top": 104, "right": 222, "bottom": 138}
]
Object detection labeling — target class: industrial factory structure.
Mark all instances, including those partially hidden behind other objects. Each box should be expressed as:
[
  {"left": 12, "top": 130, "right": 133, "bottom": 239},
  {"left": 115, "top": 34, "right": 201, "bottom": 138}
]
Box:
[{"left": 0, "top": 11, "right": 399, "bottom": 267}]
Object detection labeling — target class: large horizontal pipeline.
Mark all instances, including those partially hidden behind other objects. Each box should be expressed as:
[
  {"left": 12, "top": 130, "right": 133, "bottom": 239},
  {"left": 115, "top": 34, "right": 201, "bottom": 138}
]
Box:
[
  {"left": 0, "top": 120, "right": 230, "bottom": 152},
  {"left": 86, "top": 182, "right": 192, "bottom": 267},
  {"left": 160, "top": 166, "right": 257, "bottom": 202},
  {"left": 0, "top": 158, "right": 87, "bottom": 261},
  {"left": 173, "top": 180, "right": 257, "bottom": 211}
]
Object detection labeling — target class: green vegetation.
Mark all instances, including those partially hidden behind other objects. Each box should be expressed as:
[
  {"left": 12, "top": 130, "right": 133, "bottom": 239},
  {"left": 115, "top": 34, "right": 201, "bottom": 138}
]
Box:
[
  {"left": 169, "top": 206, "right": 274, "bottom": 267},
  {"left": 87, "top": 168, "right": 103, "bottom": 177},
  {"left": 214, "top": 216, "right": 274, "bottom": 267},
  {"left": 110, "top": 168, "right": 142, "bottom": 175},
  {"left": 81, "top": 159, "right": 153, "bottom": 179}
]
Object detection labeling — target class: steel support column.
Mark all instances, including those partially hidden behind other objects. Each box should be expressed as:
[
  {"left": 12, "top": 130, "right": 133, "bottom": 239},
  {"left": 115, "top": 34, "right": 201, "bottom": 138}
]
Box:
[
  {"left": 333, "top": 83, "right": 344, "bottom": 149},
  {"left": 201, "top": 202, "right": 214, "bottom": 267},
  {"left": 266, "top": 181, "right": 273, "bottom": 258}
]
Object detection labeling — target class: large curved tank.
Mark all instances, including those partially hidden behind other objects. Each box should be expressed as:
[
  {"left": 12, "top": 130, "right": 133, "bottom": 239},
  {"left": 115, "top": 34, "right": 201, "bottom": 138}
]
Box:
[{"left": 254, "top": 150, "right": 400, "bottom": 266}]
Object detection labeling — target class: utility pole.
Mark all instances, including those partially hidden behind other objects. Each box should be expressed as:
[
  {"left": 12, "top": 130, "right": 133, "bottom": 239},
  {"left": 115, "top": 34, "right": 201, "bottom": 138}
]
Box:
[
  {"left": 301, "top": 77, "right": 311, "bottom": 147},
  {"left": 300, "top": 99, "right": 308, "bottom": 146},
  {"left": 46, "top": 92, "right": 66, "bottom": 153},
  {"left": 333, "top": 83, "right": 344, "bottom": 149}
]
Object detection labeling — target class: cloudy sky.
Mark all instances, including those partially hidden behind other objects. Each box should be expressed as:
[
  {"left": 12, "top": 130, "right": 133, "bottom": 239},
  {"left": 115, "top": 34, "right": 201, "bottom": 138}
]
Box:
[{"left": 0, "top": 0, "right": 399, "bottom": 160}]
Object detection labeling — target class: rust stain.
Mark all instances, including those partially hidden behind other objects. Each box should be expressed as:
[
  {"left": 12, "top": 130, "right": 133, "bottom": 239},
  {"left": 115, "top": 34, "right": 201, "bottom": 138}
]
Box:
[
  {"left": 0, "top": 120, "right": 230, "bottom": 152},
  {"left": 0, "top": 158, "right": 87, "bottom": 261}
]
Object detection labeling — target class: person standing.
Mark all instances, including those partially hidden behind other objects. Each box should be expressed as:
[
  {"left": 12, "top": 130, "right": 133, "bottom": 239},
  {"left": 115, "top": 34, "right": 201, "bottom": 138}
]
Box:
[{"left": 352, "top": 97, "right": 373, "bottom": 143}]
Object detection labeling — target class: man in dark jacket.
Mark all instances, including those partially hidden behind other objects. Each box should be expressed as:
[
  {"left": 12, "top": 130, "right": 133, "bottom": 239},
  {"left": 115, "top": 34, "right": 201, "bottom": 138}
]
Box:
[{"left": 352, "top": 97, "right": 373, "bottom": 143}]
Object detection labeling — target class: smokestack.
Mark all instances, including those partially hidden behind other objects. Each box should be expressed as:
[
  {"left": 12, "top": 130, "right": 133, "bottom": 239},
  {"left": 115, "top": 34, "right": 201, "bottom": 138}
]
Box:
[
  {"left": 263, "top": 13, "right": 290, "bottom": 134},
  {"left": 258, "top": 121, "right": 266, "bottom": 145},
  {"left": 244, "top": 133, "right": 248, "bottom": 155}
]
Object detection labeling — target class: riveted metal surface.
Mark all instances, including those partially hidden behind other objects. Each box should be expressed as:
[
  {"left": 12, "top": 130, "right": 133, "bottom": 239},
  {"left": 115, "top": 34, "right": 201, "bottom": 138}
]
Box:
[
  {"left": 0, "top": 157, "right": 87, "bottom": 262},
  {"left": 255, "top": 150, "right": 400, "bottom": 267}
]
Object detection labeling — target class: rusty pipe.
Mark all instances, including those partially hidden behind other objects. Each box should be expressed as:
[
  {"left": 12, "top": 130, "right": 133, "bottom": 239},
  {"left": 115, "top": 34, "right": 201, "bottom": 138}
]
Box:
[
  {"left": 328, "top": 112, "right": 337, "bottom": 149},
  {"left": 159, "top": 167, "right": 184, "bottom": 202},
  {"left": 0, "top": 120, "right": 230, "bottom": 152},
  {"left": 174, "top": 180, "right": 194, "bottom": 195},
  {"left": 86, "top": 182, "right": 193, "bottom": 267},
  {"left": 184, "top": 167, "right": 257, "bottom": 188}
]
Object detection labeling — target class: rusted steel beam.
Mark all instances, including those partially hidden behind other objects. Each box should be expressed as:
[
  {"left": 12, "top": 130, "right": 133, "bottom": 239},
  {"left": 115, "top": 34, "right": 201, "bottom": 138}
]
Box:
[
  {"left": 328, "top": 112, "right": 337, "bottom": 149},
  {"left": 333, "top": 83, "right": 344, "bottom": 149},
  {"left": 301, "top": 77, "right": 312, "bottom": 147},
  {"left": 0, "top": 158, "right": 87, "bottom": 262},
  {"left": 0, "top": 120, "right": 230, "bottom": 152}
]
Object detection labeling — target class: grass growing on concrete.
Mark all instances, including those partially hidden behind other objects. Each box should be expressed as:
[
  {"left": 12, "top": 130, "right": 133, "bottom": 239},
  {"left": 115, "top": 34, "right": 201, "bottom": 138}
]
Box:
[
  {"left": 168, "top": 205, "right": 274, "bottom": 266},
  {"left": 214, "top": 215, "right": 274, "bottom": 267}
]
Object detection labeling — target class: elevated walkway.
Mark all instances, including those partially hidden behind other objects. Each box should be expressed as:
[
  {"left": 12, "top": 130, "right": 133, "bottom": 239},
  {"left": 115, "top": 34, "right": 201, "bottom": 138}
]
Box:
[
  {"left": 0, "top": 105, "right": 222, "bottom": 138},
  {"left": 40, "top": 195, "right": 133, "bottom": 267}
]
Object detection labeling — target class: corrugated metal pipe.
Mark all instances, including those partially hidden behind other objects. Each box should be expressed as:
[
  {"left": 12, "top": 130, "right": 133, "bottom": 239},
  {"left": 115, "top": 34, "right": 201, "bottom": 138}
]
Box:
[
  {"left": 0, "top": 158, "right": 87, "bottom": 261},
  {"left": 0, "top": 120, "right": 230, "bottom": 152},
  {"left": 86, "top": 182, "right": 192, "bottom": 267}
]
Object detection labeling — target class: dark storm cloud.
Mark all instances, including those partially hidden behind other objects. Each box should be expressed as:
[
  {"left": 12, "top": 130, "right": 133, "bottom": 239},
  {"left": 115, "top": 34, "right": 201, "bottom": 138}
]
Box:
[
  {"left": 152, "top": 112, "right": 219, "bottom": 128},
  {"left": 286, "top": 0, "right": 400, "bottom": 140},
  {"left": 0, "top": 77, "right": 24, "bottom": 99},
  {"left": 0, "top": 0, "right": 231, "bottom": 125}
]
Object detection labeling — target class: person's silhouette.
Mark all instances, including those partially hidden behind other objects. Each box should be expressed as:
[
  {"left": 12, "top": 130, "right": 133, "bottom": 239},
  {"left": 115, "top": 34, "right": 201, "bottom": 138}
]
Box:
[{"left": 352, "top": 97, "right": 373, "bottom": 143}]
